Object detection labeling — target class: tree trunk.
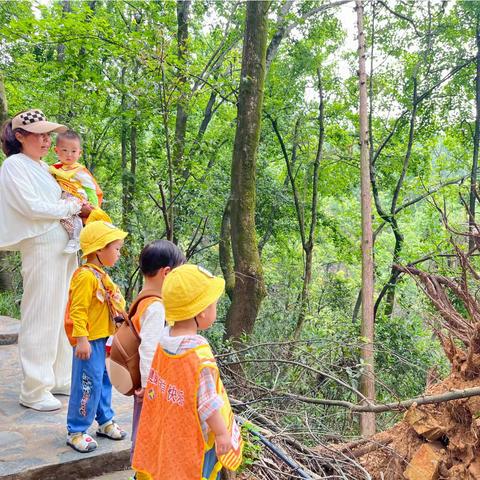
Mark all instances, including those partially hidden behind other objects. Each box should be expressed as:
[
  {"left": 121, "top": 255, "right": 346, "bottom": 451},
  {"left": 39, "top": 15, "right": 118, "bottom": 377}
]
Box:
[
  {"left": 127, "top": 122, "right": 137, "bottom": 228},
  {"left": 120, "top": 67, "right": 129, "bottom": 230},
  {"left": 470, "top": 16, "right": 480, "bottom": 250},
  {"left": 0, "top": 74, "right": 7, "bottom": 124},
  {"left": 356, "top": 0, "right": 376, "bottom": 437},
  {"left": 57, "top": 0, "right": 71, "bottom": 124},
  {"left": 173, "top": 0, "right": 191, "bottom": 173},
  {"left": 56, "top": 0, "right": 70, "bottom": 63},
  {"left": 225, "top": 0, "right": 268, "bottom": 340},
  {"left": 219, "top": 199, "right": 235, "bottom": 302},
  {"left": 293, "top": 69, "right": 324, "bottom": 340}
]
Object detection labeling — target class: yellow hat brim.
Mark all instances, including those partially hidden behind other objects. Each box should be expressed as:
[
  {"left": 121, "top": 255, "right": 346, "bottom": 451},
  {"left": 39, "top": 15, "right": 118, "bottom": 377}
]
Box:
[{"left": 81, "top": 229, "right": 128, "bottom": 258}]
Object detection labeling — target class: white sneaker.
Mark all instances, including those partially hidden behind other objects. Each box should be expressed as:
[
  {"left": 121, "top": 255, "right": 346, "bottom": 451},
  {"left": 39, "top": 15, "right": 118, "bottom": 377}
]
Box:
[{"left": 20, "top": 394, "right": 62, "bottom": 411}]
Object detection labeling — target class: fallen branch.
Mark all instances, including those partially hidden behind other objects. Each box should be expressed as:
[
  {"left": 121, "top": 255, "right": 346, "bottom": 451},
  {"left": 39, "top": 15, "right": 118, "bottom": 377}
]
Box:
[
  {"left": 243, "top": 387, "right": 480, "bottom": 413},
  {"left": 224, "top": 357, "right": 370, "bottom": 403}
]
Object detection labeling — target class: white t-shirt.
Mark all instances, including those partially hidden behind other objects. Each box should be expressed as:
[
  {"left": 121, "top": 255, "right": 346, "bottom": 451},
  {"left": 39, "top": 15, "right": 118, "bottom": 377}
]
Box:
[
  {"left": 138, "top": 300, "right": 166, "bottom": 387},
  {"left": 0, "top": 153, "right": 80, "bottom": 249}
]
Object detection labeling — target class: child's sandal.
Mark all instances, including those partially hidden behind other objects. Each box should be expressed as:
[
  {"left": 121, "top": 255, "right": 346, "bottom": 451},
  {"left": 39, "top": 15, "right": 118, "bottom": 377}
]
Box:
[
  {"left": 66, "top": 432, "right": 98, "bottom": 453},
  {"left": 96, "top": 420, "right": 127, "bottom": 440}
]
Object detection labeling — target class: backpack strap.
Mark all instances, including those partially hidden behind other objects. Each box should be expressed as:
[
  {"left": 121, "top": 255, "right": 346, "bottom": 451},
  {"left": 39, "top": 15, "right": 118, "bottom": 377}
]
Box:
[
  {"left": 128, "top": 289, "right": 162, "bottom": 318},
  {"left": 126, "top": 290, "right": 162, "bottom": 337}
]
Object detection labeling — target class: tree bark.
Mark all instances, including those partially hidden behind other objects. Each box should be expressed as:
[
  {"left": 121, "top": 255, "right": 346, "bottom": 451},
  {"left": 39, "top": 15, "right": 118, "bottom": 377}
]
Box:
[
  {"left": 225, "top": 1, "right": 268, "bottom": 340},
  {"left": 159, "top": 60, "right": 174, "bottom": 241},
  {"left": 120, "top": 67, "right": 129, "bottom": 230},
  {"left": 173, "top": 0, "right": 191, "bottom": 173},
  {"left": 356, "top": 0, "right": 376, "bottom": 437},
  {"left": 219, "top": 199, "right": 235, "bottom": 302}
]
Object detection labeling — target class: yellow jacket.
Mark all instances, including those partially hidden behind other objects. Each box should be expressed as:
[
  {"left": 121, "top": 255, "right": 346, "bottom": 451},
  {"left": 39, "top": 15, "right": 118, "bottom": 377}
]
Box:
[{"left": 68, "top": 263, "right": 125, "bottom": 341}]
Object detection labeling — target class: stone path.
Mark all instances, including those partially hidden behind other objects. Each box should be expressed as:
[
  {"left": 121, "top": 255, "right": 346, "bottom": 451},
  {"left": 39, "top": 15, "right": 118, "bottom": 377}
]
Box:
[
  {"left": 0, "top": 316, "right": 20, "bottom": 345},
  {"left": 0, "top": 329, "right": 132, "bottom": 480}
]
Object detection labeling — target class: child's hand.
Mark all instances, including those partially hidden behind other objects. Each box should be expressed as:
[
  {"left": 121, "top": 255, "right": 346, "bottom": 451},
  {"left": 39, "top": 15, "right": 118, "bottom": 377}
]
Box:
[
  {"left": 75, "top": 337, "right": 91, "bottom": 360},
  {"left": 206, "top": 409, "right": 232, "bottom": 456},
  {"left": 215, "top": 432, "right": 233, "bottom": 457},
  {"left": 134, "top": 387, "right": 145, "bottom": 398},
  {"left": 79, "top": 203, "right": 94, "bottom": 218}
]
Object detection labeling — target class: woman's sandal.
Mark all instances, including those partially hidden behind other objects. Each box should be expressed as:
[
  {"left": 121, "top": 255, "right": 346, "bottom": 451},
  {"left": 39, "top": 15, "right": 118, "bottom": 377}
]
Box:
[
  {"left": 66, "top": 432, "right": 98, "bottom": 453},
  {"left": 96, "top": 420, "right": 127, "bottom": 440}
]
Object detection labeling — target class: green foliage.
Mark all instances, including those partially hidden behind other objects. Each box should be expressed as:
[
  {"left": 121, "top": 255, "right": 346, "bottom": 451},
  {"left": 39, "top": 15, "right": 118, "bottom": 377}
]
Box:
[
  {"left": 0, "top": 0, "right": 478, "bottom": 445},
  {"left": 0, "top": 291, "right": 21, "bottom": 318},
  {"left": 238, "top": 422, "right": 263, "bottom": 472}
]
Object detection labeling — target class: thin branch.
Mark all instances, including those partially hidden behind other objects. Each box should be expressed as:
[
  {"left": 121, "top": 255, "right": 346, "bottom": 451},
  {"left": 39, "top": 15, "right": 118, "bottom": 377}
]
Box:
[{"left": 257, "top": 386, "right": 480, "bottom": 413}]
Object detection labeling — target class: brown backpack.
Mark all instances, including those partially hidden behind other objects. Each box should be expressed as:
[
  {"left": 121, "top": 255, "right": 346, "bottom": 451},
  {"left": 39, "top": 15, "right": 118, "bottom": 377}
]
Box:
[{"left": 106, "top": 289, "right": 162, "bottom": 396}]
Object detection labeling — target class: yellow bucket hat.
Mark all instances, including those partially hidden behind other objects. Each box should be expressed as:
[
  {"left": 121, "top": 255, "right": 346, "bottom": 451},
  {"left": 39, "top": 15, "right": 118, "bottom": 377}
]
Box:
[
  {"left": 162, "top": 264, "right": 225, "bottom": 325},
  {"left": 80, "top": 220, "right": 128, "bottom": 258},
  {"left": 86, "top": 208, "right": 112, "bottom": 224}
]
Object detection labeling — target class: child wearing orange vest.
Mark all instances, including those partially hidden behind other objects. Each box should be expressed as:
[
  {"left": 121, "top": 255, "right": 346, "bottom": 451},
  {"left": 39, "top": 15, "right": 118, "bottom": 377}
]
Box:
[
  {"left": 129, "top": 240, "right": 186, "bottom": 480},
  {"left": 132, "top": 264, "right": 243, "bottom": 480},
  {"left": 65, "top": 220, "right": 128, "bottom": 453}
]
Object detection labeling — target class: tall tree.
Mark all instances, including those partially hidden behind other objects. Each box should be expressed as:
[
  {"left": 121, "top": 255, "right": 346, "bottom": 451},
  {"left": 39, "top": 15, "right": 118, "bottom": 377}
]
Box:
[
  {"left": 173, "top": 0, "right": 191, "bottom": 172},
  {"left": 356, "top": 0, "right": 376, "bottom": 437},
  {"left": 267, "top": 69, "right": 325, "bottom": 340},
  {"left": 470, "top": 9, "right": 480, "bottom": 249},
  {"left": 225, "top": 1, "right": 268, "bottom": 340}
]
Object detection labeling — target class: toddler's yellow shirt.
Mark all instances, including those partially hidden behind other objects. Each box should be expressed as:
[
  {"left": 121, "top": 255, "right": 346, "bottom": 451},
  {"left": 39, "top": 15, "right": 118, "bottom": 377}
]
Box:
[{"left": 69, "top": 264, "right": 122, "bottom": 341}]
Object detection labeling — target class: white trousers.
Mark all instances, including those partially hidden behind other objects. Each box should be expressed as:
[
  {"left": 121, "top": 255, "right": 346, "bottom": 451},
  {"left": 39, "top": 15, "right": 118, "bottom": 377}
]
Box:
[{"left": 18, "top": 224, "right": 77, "bottom": 403}]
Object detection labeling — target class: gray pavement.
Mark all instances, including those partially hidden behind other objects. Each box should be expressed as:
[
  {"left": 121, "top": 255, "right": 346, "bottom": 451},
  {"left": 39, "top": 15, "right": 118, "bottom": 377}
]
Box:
[
  {"left": 0, "top": 316, "right": 19, "bottom": 345},
  {"left": 0, "top": 321, "right": 133, "bottom": 480}
]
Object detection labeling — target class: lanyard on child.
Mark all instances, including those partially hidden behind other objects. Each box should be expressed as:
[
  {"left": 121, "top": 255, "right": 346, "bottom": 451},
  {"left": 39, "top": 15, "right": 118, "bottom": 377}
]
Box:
[{"left": 84, "top": 264, "right": 127, "bottom": 325}]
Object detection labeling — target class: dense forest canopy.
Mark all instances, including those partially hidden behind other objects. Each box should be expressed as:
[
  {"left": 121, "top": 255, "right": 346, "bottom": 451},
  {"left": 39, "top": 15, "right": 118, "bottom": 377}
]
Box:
[{"left": 2, "top": 0, "right": 480, "bottom": 467}]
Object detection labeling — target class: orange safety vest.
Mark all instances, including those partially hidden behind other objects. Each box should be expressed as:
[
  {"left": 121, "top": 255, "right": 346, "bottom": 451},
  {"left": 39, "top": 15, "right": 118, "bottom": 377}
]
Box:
[{"left": 132, "top": 344, "right": 243, "bottom": 480}]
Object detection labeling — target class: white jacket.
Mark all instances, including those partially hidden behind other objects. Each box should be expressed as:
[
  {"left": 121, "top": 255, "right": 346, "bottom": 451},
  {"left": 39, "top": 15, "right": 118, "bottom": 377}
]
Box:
[{"left": 0, "top": 153, "right": 80, "bottom": 249}]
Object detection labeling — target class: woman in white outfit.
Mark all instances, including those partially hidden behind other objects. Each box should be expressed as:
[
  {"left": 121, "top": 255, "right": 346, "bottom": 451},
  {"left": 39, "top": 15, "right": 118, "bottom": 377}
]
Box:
[{"left": 0, "top": 109, "right": 93, "bottom": 411}]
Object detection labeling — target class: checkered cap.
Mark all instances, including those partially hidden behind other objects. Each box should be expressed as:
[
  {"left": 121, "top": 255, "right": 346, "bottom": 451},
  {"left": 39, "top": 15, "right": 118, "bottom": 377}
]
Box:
[{"left": 11, "top": 109, "right": 67, "bottom": 134}]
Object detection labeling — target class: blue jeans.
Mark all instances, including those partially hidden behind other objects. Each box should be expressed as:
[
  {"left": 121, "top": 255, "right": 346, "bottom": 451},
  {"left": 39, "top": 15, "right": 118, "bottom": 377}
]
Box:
[
  {"left": 67, "top": 338, "right": 114, "bottom": 433},
  {"left": 202, "top": 446, "right": 221, "bottom": 480}
]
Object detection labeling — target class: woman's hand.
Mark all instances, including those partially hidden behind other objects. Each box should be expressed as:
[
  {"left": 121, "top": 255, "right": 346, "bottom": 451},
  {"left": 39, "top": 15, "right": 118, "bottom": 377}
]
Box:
[
  {"left": 79, "top": 203, "right": 94, "bottom": 218},
  {"left": 75, "top": 337, "right": 91, "bottom": 360}
]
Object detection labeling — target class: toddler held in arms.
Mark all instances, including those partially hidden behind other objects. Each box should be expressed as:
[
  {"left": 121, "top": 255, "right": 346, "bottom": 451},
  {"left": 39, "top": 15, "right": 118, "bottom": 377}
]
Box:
[{"left": 49, "top": 130, "right": 109, "bottom": 253}]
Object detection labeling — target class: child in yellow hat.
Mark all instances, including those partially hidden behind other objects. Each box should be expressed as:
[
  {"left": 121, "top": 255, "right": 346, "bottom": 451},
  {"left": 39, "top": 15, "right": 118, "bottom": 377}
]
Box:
[
  {"left": 65, "top": 220, "right": 128, "bottom": 453},
  {"left": 132, "top": 264, "right": 243, "bottom": 480}
]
